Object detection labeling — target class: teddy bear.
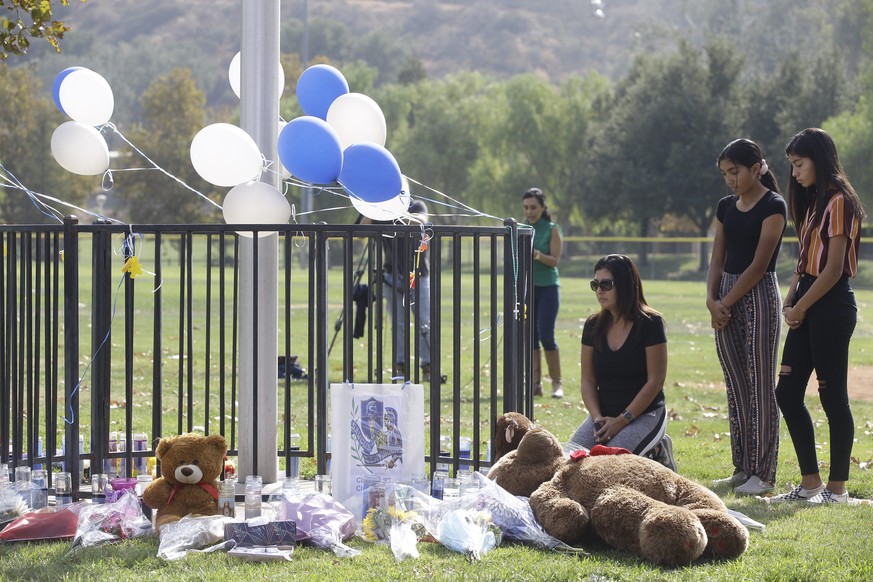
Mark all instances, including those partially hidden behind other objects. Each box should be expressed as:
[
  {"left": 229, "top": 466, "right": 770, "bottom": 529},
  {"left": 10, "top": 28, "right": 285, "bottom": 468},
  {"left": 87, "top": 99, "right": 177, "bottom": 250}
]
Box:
[
  {"left": 488, "top": 424, "right": 749, "bottom": 567},
  {"left": 492, "top": 411, "right": 535, "bottom": 463},
  {"left": 486, "top": 426, "right": 565, "bottom": 497},
  {"left": 142, "top": 433, "right": 228, "bottom": 530}
]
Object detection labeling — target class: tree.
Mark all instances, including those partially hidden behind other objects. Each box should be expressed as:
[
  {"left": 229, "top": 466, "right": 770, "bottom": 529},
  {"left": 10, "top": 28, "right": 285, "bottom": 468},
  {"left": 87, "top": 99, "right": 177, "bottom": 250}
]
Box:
[
  {"left": 470, "top": 74, "right": 608, "bottom": 228},
  {"left": 117, "top": 68, "right": 219, "bottom": 224},
  {"left": 0, "top": 0, "right": 84, "bottom": 60},
  {"left": 387, "top": 72, "right": 493, "bottom": 225},
  {"left": 587, "top": 38, "right": 742, "bottom": 266},
  {"left": 0, "top": 63, "right": 92, "bottom": 222}
]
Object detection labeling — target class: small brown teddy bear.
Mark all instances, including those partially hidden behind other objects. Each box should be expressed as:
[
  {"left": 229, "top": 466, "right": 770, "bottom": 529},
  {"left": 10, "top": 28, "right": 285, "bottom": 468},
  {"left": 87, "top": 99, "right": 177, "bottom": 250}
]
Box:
[
  {"left": 489, "top": 426, "right": 749, "bottom": 566},
  {"left": 487, "top": 427, "right": 564, "bottom": 497},
  {"left": 492, "top": 412, "right": 535, "bottom": 463},
  {"left": 142, "top": 433, "right": 228, "bottom": 530}
]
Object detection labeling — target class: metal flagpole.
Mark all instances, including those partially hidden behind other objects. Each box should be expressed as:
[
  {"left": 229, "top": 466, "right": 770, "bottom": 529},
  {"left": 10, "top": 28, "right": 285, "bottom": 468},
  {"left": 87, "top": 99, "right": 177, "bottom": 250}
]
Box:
[{"left": 238, "top": 0, "right": 280, "bottom": 483}]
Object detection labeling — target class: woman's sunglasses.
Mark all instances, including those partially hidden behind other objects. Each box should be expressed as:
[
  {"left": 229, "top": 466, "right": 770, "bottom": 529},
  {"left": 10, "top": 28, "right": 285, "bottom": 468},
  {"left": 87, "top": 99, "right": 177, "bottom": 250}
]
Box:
[{"left": 590, "top": 279, "right": 615, "bottom": 292}]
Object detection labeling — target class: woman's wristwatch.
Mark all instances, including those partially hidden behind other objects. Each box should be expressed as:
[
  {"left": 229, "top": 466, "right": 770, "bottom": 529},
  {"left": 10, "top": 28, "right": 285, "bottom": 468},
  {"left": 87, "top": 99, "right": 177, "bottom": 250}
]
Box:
[{"left": 621, "top": 410, "right": 635, "bottom": 423}]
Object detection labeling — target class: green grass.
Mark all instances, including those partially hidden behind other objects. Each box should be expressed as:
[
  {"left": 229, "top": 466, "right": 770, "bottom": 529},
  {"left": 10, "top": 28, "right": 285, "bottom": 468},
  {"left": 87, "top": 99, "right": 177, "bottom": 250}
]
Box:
[{"left": 4, "top": 270, "right": 873, "bottom": 581}]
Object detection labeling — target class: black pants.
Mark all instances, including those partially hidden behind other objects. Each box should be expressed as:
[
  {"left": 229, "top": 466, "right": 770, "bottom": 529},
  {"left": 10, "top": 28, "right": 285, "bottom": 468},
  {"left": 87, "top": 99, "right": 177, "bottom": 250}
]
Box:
[{"left": 775, "top": 275, "right": 856, "bottom": 482}]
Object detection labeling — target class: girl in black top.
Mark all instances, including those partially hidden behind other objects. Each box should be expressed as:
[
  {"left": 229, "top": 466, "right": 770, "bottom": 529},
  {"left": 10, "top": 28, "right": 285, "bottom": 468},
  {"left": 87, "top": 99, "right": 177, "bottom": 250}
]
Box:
[{"left": 707, "top": 138, "right": 786, "bottom": 496}]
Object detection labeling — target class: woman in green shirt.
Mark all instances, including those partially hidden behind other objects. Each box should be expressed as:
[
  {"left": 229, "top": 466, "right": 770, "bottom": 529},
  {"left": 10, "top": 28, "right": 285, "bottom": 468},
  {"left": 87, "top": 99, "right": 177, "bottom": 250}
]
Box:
[{"left": 523, "top": 188, "right": 564, "bottom": 398}]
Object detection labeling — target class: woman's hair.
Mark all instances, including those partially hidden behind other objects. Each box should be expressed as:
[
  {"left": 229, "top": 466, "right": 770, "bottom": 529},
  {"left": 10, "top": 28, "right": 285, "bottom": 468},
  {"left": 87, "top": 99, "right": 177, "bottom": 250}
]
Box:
[
  {"left": 784, "top": 127, "right": 866, "bottom": 233},
  {"left": 590, "top": 254, "right": 661, "bottom": 351},
  {"left": 717, "top": 138, "right": 781, "bottom": 194},
  {"left": 522, "top": 187, "right": 551, "bottom": 221}
]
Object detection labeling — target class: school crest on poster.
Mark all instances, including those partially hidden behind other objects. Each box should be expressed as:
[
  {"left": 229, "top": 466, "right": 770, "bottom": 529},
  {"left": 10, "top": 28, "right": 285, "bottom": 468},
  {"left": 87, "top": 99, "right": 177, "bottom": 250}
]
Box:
[{"left": 350, "top": 396, "right": 404, "bottom": 469}]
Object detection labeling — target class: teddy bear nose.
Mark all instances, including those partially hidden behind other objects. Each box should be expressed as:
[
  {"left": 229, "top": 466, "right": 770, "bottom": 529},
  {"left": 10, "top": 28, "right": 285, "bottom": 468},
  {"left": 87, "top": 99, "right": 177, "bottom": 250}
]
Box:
[{"left": 181, "top": 467, "right": 194, "bottom": 477}]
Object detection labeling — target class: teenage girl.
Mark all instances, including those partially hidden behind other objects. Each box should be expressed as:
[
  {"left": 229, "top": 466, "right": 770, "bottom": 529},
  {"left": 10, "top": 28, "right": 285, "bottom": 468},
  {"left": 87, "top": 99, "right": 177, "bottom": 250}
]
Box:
[
  {"left": 769, "top": 128, "right": 864, "bottom": 504},
  {"left": 707, "top": 138, "right": 787, "bottom": 496}
]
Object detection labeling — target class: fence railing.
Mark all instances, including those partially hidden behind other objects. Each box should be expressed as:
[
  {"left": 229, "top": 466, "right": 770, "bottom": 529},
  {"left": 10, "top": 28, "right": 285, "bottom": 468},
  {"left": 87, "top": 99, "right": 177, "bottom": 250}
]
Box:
[{"left": 0, "top": 217, "right": 534, "bottom": 496}]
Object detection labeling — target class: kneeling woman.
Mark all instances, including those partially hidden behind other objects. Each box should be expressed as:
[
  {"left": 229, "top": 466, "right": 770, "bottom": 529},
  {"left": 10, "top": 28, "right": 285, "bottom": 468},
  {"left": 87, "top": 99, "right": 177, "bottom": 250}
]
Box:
[{"left": 567, "top": 254, "right": 674, "bottom": 469}]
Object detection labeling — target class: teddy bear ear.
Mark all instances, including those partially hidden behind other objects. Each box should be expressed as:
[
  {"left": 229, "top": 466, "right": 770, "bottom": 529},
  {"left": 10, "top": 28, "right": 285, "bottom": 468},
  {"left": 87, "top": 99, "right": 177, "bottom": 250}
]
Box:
[
  {"left": 155, "top": 436, "right": 174, "bottom": 460},
  {"left": 205, "top": 434, "right": 229, "bottom": 455}
]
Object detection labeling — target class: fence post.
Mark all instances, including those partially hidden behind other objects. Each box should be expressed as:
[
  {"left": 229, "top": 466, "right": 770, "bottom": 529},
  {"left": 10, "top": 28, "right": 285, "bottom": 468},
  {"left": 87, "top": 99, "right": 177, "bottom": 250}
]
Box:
[
  {"left": 62, "top": 216, "right": 80, "bottom": 494},
  {"left": 315, "top": 230, "right": 329, "bottom": 476},
  {"left": 502, "top": 218, "right": 521, "bottom": 413},
  {"left": 91, "top": 220, "right": 113, "bottom": 486}
]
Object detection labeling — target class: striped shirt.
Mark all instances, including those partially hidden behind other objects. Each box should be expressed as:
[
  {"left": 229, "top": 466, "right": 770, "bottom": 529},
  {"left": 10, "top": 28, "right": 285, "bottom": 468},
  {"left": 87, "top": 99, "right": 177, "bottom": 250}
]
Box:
[{"left": 796, "top": 192, "right": 861, "bottom": 278}]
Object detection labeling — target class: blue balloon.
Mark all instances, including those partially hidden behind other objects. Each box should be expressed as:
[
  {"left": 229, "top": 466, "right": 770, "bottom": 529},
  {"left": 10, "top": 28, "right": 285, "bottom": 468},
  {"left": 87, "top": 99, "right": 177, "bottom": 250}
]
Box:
[
  {"left": 277, "top": 116, "right": 343, "bottom": 184},
  {"left": 339, "top": 143, "right": 402, "bottom": 204},
  {"left": 52, "top": 66, "right": 86, "bottom": 116},
  {"left": 296, "top": 64, "right": 349, "bottom": 120}
]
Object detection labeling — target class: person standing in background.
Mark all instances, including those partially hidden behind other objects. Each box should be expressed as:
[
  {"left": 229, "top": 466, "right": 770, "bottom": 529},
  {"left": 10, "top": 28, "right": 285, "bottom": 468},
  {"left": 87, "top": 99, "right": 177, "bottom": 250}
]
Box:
[
  {"left": 361, "top": 198, "right": 434, "bottom": 382},
  {"left": 523, "top": 188, "right": 564, "bottom": 398},
  {"left": 769, "top": 128, "right": 865, "bottom": 504},
  {"left": 707, "top": 138, "right": 787, "bottom": 496}
]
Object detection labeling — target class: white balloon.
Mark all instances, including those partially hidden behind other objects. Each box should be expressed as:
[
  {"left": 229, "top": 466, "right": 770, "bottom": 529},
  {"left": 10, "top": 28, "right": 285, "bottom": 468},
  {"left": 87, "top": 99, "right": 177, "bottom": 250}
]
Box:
[
  {"left": 50, "top": 121, "right": 110, "bottom": 176},
  {"left": 190, "top": 123, "right": 263, "bottom": 187},
  {"left": 326, "top": 93, "right": 387, "bottom": 150},
  {"left": 57, "top": 69, "right": 114, "bottom": 126},
  {"left": 228, "top": 51, "right": 285, "bottom": 100},
  {"left": 351, "top": 190, "right": 412, "bottom": 222},
  {"left": 350, "top": 175, "right": 413, "bottom": 221},
  {"left": 222, "top": 180, "right": 292, "bottom": 238},
  {"left": 277, "top": 120, "right": 291, "bottom": 179}
]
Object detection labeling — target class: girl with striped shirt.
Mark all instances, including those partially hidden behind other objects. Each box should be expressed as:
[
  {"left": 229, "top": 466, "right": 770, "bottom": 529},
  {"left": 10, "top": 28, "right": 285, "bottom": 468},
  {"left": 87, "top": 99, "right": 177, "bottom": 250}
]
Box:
[{"left": 770, "top": 128, "right": 865, "bottom": 504}]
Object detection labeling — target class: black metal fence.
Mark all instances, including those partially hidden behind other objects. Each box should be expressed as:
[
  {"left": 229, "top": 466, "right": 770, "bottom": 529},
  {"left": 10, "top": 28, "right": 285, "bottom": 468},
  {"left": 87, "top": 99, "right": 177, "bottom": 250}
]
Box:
[{"left": 0, "top": 217, "right": 533, "bottom": 497}]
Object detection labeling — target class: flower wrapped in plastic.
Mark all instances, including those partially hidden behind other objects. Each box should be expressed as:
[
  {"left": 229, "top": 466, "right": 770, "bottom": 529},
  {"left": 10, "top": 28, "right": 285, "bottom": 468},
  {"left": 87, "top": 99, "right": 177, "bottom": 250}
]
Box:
[
  {"left": 436, "top": 508, "right": 501, "bottom": 561},
  {"left": 409, "top": 472, "right": 579, "bottom": 554},
  {"left": 0, "top": 487, "right": 29, "bottom": 528},
  {"left": 157, "top": 515, "right": 236, "bottom": 561},
  {"left": 277, "top": 490, "right": 360, "bottom": 557},
  {"left": 70, "top": 490, "right": 153, "bottom": 549},
  {"left": 361, "top": 497, "right": 429, "bottom": 562}
]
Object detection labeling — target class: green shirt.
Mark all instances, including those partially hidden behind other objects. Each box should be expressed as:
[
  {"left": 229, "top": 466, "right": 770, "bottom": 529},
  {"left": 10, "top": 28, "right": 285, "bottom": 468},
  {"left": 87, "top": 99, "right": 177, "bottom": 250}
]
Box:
[{"left": 528, "top": 218, "right": 561, "bottom": 287}]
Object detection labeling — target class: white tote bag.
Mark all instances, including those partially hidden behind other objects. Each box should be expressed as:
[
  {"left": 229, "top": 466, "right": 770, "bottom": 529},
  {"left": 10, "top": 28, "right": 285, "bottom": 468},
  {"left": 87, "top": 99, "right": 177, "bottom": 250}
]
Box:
[{"left": 330, "top": 382, "right": 425, "bottom": 520}]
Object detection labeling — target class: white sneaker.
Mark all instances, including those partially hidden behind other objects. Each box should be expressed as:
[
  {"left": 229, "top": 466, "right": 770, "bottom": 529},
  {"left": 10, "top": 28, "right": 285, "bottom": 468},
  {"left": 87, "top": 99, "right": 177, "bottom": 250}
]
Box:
[
  {"left": 807, "top": 489, "right": 849, "bottom": 504},
  {"left": 551, "top": 382, "right": 564, "bottom": 399},
  {"left": 713, "top": 471, "right": 748, "bottom": 487},
  {"left": 764, "top": 483, "right": 825, "bottom": 503},
  {"left": 734, "top": 475, "right": 774, "bottom": 495}
]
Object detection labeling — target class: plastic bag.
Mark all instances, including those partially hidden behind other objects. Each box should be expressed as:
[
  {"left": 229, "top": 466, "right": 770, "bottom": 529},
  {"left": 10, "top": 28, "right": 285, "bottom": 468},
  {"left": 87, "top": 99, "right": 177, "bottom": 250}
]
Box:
[
  {"left": 278, "top": 491, "right": 359, "bottom": 557},
  {"left": 389, "top": 519, "right": 420, "bottom": 562},
  {"left": 157, "top": 514, "right": 236, "bottom": 561},
  {"left": 0, "top": 487, "right": 29, "bottom": 528},
  {"left": 437, "top": 508, "right": 499, "bottom": 560},
  {"left": 0, "top": 505, "right": 81, "bottom": 542},
  {"left": 70, "top": 490, "right": 153, "bottom": 549},
  {"left": 410, "top": 472, "right": 566, "bottom": 551}
]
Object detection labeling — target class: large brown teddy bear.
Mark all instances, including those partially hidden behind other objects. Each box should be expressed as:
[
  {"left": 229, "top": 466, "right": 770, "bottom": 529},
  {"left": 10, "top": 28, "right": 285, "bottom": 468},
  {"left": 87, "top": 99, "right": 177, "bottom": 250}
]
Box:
[
  {"left": 489, "top": 426, "right": 749, "bottom": 567},
  {"left": 142, "top": 433, "right": 228, "bottom": 531}
]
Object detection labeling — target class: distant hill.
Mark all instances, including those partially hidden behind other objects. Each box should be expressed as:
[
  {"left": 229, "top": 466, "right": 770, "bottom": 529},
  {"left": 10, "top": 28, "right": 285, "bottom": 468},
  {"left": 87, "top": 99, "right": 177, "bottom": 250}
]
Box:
[{"left": 43, "top": 0, "right": 682, "bottom": 82}]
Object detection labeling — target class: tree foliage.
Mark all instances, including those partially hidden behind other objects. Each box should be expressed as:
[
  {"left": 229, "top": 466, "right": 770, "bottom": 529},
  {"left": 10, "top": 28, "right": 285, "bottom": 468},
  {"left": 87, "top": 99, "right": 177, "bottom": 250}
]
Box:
[
  {"left": 0, "top": 63, "right": 92, "bottom": 222},
  {"left": 117, "top": 67, "right": 219, "bottom": 224},
  {"left": 0, "top": 0, "right": 83, "bottom": 60}
]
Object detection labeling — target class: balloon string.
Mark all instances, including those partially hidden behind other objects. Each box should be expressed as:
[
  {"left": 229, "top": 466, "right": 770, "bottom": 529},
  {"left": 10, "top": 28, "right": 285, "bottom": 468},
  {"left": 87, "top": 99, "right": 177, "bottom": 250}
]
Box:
[
  {"left": 0, "top": 163, "right": 96, "bottom": 223},
  {"left": 101, "top": 123, "right": 223, "bottom": 211}
]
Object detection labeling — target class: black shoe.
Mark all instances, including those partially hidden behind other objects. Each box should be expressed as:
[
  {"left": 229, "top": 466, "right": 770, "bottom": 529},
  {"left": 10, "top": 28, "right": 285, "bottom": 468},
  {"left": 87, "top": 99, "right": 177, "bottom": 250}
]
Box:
[{"left": 421, "top": 363, "right": 447, "bottom": 384}]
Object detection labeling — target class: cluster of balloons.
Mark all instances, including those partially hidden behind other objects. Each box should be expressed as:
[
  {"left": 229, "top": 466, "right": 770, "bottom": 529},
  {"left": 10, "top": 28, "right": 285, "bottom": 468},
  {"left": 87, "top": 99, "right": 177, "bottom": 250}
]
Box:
[
  {"left": 187, "top": 51, "right": 296, "bottom": 235},
  {"left": 278, "top": 64, "right": 410, "bottom": 221},
  {"left": 50, "top": 67, "right": 114, "bottom": 176},
  {"left": 48, "top": 59, "right": 409, "bottom": 229}
]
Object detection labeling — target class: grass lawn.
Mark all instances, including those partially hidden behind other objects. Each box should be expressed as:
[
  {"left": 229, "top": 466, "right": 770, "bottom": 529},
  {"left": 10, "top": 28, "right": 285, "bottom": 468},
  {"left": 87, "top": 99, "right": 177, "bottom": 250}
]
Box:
[{"left": 2, "top": 271, "right": 872, "bottom": 581}]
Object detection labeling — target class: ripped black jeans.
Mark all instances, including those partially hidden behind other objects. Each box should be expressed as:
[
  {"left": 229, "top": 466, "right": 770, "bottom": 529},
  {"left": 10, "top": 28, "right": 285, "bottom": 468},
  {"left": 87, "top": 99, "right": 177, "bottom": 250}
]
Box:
[{"left": 775, "top": 275, "right": 857, "bottom": 481}]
